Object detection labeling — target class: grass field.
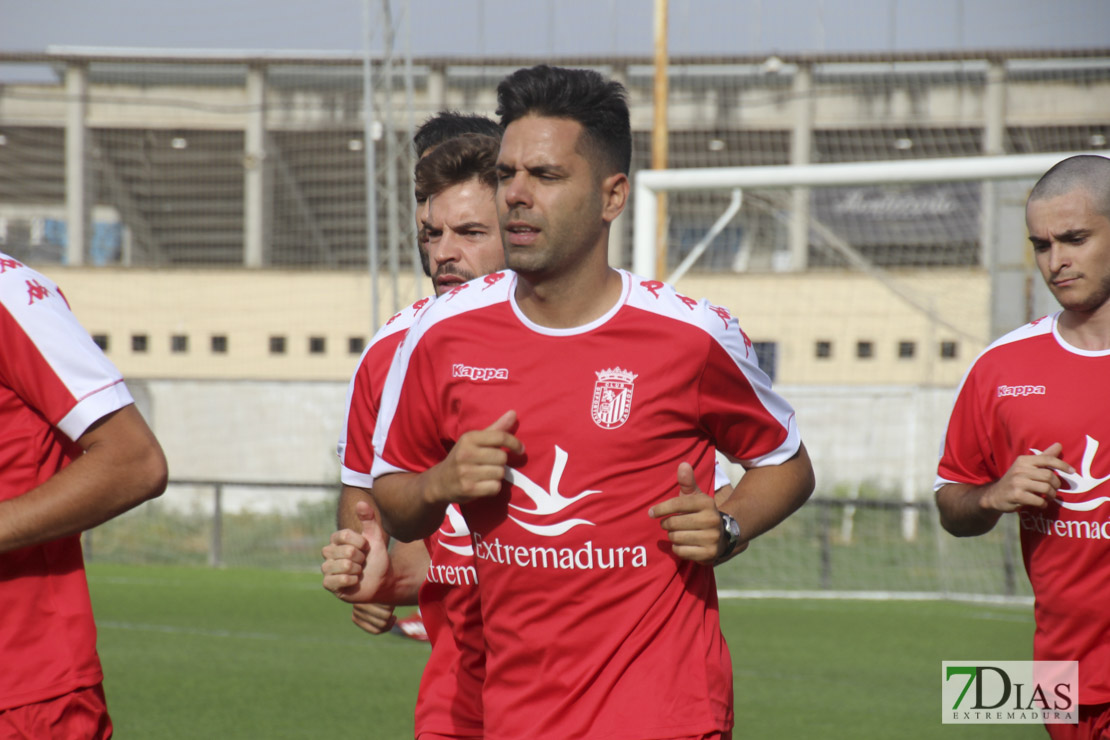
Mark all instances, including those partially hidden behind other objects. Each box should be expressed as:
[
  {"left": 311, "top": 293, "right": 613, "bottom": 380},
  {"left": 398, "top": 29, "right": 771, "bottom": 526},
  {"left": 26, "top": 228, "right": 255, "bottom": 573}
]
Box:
[{"left": 88, "top": 563, "right": 1045, "bottom": 739}]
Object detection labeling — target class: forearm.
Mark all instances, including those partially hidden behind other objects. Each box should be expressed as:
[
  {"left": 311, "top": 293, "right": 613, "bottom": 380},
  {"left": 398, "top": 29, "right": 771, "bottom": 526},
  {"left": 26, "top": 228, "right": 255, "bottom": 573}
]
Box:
[
  {"left": 332, "top": 485, "right": 427, "bottom": 604},
  {"left": 371, "top": 471, "right": 449, "bottom": 542},
  {"left": 935, "top": 482, "right": 1004, "bottom": 537},
  {"left": 383, "top": 539, "right": 432, "bottom": 605},
  {"left": 338, "top": 485, "right": 375, "bottom": 530},
  {"left": 720, "top": 444, "right": 815, "bottom": 544},
  {"left": 0, "top": 405, "right": 167, "bottom": 554}
]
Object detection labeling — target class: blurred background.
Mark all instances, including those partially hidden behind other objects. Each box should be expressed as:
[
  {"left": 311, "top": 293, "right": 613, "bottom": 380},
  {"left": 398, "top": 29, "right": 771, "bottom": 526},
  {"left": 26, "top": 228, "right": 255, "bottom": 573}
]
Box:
[{"left": 1, "top": 0, "right": 1107, "bottom": 599}]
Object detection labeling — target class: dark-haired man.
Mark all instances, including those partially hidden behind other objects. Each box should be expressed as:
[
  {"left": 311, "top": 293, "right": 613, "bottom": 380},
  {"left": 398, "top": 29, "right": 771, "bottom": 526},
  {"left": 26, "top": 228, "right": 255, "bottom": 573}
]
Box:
[
  {"left": 372, "top": 64, "right": 814, "bottom": 740},
  {"left": 327, "top": 130, "right": 505, "bottom": 740},
  {"left": 331, "top": 111, "right": 504, "bottom": 643},
  {"left": 936, "top": 154, "right": 1110, "bottom": 739}
]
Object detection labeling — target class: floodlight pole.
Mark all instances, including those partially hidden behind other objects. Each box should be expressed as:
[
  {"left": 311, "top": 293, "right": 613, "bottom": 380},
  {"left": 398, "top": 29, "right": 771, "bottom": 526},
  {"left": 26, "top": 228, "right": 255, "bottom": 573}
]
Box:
[
  {"left": 362, "top": 0, "right": 380, "bottom": 329},
  {"left": 652, "top": 0, "right": 669, "bottom": 279}
]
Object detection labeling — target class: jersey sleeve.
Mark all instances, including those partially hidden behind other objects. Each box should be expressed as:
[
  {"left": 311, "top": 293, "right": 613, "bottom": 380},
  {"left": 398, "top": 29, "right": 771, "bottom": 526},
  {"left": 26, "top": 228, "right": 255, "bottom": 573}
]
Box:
[
  {"left": 371, "top": 323, "right": 446, "bottom": 480},
  {"left": 337, "top": 344, "right": 380, "bottom": 488},
  {"left": 697, "top": 304, "right": 800, "bottom": 468},
  {"left": 713, "top": 461, "right": 732, "bottom": 491},
  {"left": 935, "top": 363, "right": 997, "bottom": 490},
  {"left": 338, "top": 296, "right": 435, "bottom": 488},
  {"left": 0, "top": 258, "right": 132, "bottom": 441}
]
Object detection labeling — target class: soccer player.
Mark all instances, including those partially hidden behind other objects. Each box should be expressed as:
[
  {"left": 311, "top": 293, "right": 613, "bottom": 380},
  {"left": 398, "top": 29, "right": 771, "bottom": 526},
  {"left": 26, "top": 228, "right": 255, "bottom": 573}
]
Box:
[
  {"left": 370, "top": 65, "right": 815, "bottom": 740},
  {"left": 0, "top": 253, "right": 168, "bottom": 738},
  {"left": 327, "top": 131, "right": 506, "bottom": 740},
  {"left": 935, "top": 154, "right": 1110, "bottom": 739},
  {"left": 335, "top": 111, "right": 504, "bottom": 643},
  {"left": 936, "top": 153, "right": 1110, "bottom": 736}
]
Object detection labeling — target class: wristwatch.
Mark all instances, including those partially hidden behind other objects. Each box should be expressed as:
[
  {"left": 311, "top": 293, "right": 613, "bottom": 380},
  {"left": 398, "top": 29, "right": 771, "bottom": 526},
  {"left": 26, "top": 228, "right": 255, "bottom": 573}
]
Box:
[{"left": 716, "top": 511, "right": 742, "bottom": 565}]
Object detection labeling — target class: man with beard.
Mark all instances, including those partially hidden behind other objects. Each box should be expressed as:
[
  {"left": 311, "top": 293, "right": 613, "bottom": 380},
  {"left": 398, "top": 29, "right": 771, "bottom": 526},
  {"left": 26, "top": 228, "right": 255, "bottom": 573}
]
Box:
[
  {"left": 370, "top": 64, "right": 814, "bottom": 740},
  {"left": 326, "top": 130, "right": 504, "bottom": 740}
]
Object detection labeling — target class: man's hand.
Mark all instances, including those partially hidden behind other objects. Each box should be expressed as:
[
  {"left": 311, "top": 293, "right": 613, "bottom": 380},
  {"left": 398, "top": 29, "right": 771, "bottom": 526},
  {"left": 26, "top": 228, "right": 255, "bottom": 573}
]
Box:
[
  {"left": 981, "top": 442, "right": 1072, "bottom": 512},
  {"left": 650, "top": 462, "right": 744, "bottom": 566},
  {"left": 425, "top": 410, "right": 524, "bottom": 505},
  {"left": 351, "top": 603, "right": 397, "bottom": 635},
  {"left": 937, "top": 442, "right": 1074, "bottom": 537},
  {"left": 321, "top": 500, "right": 391, "bottom": 603}
]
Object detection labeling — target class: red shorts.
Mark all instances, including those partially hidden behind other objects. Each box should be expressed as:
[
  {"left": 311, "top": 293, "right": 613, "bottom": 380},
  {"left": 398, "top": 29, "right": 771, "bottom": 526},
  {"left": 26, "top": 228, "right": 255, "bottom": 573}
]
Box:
[
  {"left": 1046, "top": 703, "right": 1110, "bottom": 740},
  {"left": 0, "top": 683, "right": 113, "bottom": 740}
]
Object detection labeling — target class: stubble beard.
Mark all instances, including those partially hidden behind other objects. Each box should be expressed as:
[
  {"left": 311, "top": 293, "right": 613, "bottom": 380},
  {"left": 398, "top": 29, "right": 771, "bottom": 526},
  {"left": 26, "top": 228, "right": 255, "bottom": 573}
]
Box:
[{"left": 1054, "top": 271, "right": 1110, "bottom": 315}]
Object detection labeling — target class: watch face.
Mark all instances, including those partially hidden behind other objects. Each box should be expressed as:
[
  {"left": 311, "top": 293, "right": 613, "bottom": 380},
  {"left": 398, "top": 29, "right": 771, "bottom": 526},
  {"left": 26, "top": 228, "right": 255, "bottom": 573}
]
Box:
[
  {"left": 726, "top": 516, "right": 741, "bottom": 537},
  {"left": 721, "top": 513, "right": 740, "bottom": 538}
]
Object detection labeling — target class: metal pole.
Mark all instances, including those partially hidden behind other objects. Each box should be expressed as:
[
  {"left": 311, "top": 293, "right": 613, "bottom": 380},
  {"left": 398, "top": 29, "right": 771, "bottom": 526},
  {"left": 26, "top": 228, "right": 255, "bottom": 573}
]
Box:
[
  {"left": 363, "top": 0, "right": 380, "bottom": 329},
  {"left": 64, "top": 62, "right": 88, "bottom": 266},
  {"left": 403, "top": 0, "right": 420, "bottom": 300},
  {"left": 652, "top": 0, "right": 669, "bottom": 279},
  {"left": 244, "top": 64, "right": 269, "bottom": 268},
  {"left": 210, "top": 484, "right": 223, "bottom": 568},
  {"left": 382, "top": 0, "right": 401, "bottom": 315},
  {"left": 789, "top": 62, "right": 814, "bottom": 271}
]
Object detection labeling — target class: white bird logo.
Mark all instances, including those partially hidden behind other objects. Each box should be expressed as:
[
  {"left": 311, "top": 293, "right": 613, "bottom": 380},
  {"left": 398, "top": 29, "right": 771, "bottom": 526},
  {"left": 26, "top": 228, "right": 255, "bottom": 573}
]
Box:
[
  {"left": 436, "top": 505, "right": 474, "bottom": 556},
  {"left": 1033, "top": 435, "right": 1110, "bottom": 512},
  {"left": 505, "top": 446, "right": 602, "bottom": 536}
]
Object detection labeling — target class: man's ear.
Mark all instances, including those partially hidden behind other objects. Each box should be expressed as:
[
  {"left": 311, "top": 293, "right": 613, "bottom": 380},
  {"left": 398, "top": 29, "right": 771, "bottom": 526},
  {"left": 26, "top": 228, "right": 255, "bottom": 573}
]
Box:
[{"left": 600, "top": 172, "right": 630, "bottom": 224}]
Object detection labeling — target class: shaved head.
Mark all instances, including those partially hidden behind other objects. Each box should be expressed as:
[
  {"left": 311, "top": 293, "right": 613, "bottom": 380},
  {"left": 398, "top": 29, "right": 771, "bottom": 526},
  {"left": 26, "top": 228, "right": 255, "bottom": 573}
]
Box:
[{"left": 1028, "top": 155, "right": 1110, "bottom": 217}]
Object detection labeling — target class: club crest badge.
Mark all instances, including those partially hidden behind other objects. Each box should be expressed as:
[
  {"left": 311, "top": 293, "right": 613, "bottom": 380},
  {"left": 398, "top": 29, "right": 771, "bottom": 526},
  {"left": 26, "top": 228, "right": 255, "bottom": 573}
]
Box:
[{"left": 591, "top": 367, "right": 637, "bottom": 430}]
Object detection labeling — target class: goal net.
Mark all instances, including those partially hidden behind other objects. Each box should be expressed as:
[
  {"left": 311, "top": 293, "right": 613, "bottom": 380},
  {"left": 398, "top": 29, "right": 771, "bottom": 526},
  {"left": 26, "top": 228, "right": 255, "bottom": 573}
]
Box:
[{"left": 637, "top": 152, "right": 1098, "bottom": 602}]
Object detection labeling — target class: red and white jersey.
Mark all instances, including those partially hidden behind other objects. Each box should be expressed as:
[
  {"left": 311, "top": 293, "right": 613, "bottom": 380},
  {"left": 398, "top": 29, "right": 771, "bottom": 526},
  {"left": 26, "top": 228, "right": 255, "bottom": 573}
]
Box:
[
  {"left": 415, "top": 504, "right": 484, "bottom": 738},
  {"left": 374, "top": 269, "right": 800, "bottom": 739},
  {"left": 338, "top": 296, "right": 434, "bottom": 488},
  {"left": 0, "top": 253, "right": 133, "bottom": 711},
  {"left": 337, "top": 294, "right": 484, "bottom": 738},
  {"left": 937, "top": 312, "right": 1110, "bottom": 704}
]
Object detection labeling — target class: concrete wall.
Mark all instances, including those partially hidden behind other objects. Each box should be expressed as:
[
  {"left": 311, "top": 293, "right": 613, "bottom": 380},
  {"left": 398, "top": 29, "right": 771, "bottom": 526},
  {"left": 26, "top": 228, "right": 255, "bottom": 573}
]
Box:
[
  {"left": 55, "top": 267, "right": 993, "bottom": 386},
  {"left": 135, "top": 378, "right": 956, "bottom": 501}
]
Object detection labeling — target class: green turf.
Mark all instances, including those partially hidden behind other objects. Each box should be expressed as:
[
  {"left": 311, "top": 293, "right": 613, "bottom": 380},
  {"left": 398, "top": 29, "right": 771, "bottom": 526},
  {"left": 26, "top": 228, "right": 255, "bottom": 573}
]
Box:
[
  {"left": 86, "top": 495, "right": 1034, "bottom": 599},
  {"left": 88, "top": 563, "right": 1043, "bottom": 739},
  {"left": 89, "top": 564, "right": 429, "bottom": 739}
]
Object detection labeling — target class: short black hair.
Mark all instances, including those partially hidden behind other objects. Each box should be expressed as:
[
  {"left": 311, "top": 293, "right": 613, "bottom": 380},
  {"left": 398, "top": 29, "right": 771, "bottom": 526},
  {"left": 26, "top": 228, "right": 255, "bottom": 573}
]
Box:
[
  {"left": 412, "top": 113, "right": 501, "bottom": 278},
  {"left": 1029, "top": 154, "right": 1110, "bottom": 218},
  {"left": 413, "top": 111, "right": 501, "bottom": 159},
  {"left": 495, "top": 65, "right": 631, "bottom": 177},
  {"left": 414, "top": 133, "right": 500, "bottom": 202}
]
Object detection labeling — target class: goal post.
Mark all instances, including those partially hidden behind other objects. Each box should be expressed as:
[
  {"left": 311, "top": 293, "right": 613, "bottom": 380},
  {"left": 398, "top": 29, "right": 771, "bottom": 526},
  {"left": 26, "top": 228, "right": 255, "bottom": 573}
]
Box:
[
  {"left": 633, "top": 151, "right": 1099, "bottom": 602},
  {"left": 633, "top": 151, "right": 1095, "bottom": 279}
]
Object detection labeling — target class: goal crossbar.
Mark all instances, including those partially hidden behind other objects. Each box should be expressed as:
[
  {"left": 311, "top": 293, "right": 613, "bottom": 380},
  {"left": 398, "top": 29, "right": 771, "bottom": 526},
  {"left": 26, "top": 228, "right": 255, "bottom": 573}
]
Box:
[{"left": 632, "top": 151, "right": 1098, "bottom": 278}]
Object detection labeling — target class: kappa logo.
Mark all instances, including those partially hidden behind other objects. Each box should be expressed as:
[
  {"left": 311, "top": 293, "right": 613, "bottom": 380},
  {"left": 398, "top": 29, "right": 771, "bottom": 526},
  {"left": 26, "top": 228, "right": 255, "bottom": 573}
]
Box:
[
  {"left": 998, "top": 384, "right": 1046, "bottom": 398},
  {"left": 1032, "top": 435, "right": 1110, "bottom": 511},
  {"left": 453, "top": 363, "right": 508, "bottom": 382},
  {"left": 591, "top": 367, "right": 637, "bottom": 430}
]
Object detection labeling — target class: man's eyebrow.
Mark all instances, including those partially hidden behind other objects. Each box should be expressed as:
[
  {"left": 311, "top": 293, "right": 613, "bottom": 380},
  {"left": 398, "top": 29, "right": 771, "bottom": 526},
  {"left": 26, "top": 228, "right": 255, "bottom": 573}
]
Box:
[
  {"left": 528, "top": 163, "right": 564, "bottom": 175},
  {"left": 1056, "top": 228, "right": 1092, "bottom": 240},
  {"left": 1029, "top": 228, "right": 1093, "bottom": 244},
  {"left": 451, "top": 220, "right": 490, "bottom": 231}
]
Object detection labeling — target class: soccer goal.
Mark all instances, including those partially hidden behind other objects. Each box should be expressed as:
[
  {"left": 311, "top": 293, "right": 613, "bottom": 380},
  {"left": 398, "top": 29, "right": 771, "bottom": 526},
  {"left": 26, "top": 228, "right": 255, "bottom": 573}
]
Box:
[{"left": 633, "top": 151, "right": 1096, "bottom": 602}]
